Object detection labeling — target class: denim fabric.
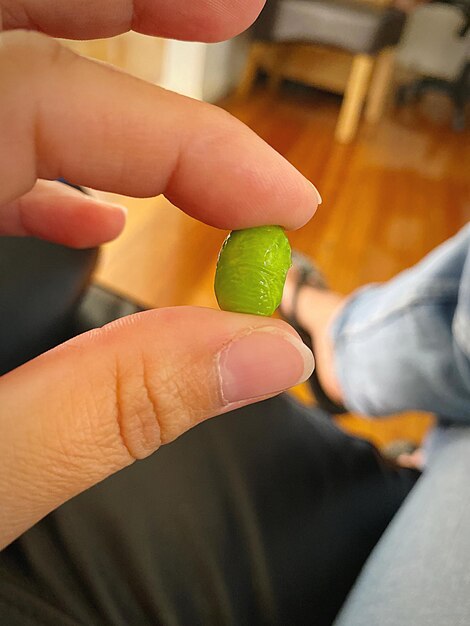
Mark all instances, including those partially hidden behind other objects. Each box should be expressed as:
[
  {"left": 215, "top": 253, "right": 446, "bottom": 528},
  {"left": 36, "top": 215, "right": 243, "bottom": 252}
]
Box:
[
  {"left": 334, "top": 426, "right": 470, "bottom": 626},
  {"left": 333, "top": 225, "right": 470, "bottom": 626},
  {"left": 331, "top": 223, "right": 470, "bottom": 420}
]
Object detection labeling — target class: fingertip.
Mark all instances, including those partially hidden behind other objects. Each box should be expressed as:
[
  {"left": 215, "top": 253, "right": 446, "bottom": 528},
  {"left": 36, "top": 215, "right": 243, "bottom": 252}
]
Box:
[
  {"left": 134, "top": 0, "right": 266, "bottom": 42},
  {"left": 200, "top": 0, "right": 267, "bottom": 42},
  {"left": 164, "top": 107, "right": 319, "bottom": 231},
  {"left": 65, "top": 200, "right": 128, "bottom": 248},
  {"left": 98, "top": 201, "right": 128, "bottom": 239},
  {"left": 280, "top": 172, "right": 321, "bottom": 231},
  {"left": 102, "top": 201, "right": 128, "bottom": 220},
  {"left": 312, "top": 183, "right": 322, "bottom": 206},
  {"left": 18, "top": 188, "right": 128, "bottom": 248}
]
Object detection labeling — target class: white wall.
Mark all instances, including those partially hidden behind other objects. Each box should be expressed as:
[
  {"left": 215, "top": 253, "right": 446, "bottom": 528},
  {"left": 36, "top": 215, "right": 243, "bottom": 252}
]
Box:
[
  {"left": 159, "top": 41, "right": 208, "bottom": 100},
  {"left": 202, "top": 34, "right": 250, "bottom": 102},
  {"left": 64, "top": 34, "right": 249, "bottom": 104},
  {"left": 160, "top": 35, "right": 249, "bottom": 102}
]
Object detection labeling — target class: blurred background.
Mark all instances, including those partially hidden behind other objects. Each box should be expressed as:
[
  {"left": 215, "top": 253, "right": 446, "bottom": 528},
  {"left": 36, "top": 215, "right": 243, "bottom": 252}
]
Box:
[{"left": 63, "top": 0, "right": 469, "bottom": 448}]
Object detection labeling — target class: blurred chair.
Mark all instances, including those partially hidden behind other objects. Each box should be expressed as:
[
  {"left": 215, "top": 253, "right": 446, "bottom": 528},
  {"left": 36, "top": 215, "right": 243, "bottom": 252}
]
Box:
[
  {"left": 396, "top": 2, "right": 470, "bottom": 130},
  {"left": 236, "top": 0, "right": 406, "bottom": 143}
]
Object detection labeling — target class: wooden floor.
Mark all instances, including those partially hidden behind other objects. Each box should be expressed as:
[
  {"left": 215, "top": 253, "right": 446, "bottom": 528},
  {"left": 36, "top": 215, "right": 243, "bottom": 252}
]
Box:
[{"left": 96, "top": 84, "right": 470, "bottom": 448}]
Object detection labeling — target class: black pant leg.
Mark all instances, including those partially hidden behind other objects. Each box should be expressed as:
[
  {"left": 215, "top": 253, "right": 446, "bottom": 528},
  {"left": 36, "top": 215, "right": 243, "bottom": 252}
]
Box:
[{"left": 0, "top": 395, "right": 417, "bottom": 626}]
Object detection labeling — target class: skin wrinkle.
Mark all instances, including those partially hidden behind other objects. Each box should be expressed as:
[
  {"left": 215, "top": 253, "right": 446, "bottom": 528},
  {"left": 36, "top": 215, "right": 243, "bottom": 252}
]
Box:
[
  {"left": 80, "top": 364, "right": 129, "bottom": 469},
  {"left": 113, "top": 355, "right": 141, "bottom": 463},
  {"left": 149, "top": 351, "right": 211, "bottom": 444},
  {"left": 0, "top": 196, "right": 27, "bottom": 235},
  {"left": 36, "top": 41, "right": 78, "bottom": 182},
  {"left": 159, "top": 376, "right": 195, "bottom": 444},
  {"left": 163, "top": 106, "right": 234, "bottom": 213},
  {"left": 130, "top": 0, "right": 145, "bottom": 33},
  {"left": 15, "top": 191, "right": 30, "bottom": 235},
  {"left": 36, "top": 362, "right": 127, "bottom": 488},
  {"left": 163, "top": 126, "right": 188, "bottom": 207},
  {"left": 110, "top": 342, "right": 194, "bottom": 458},
  {"left": 139, "top": 352, "right": 164, "bottom": 452}
]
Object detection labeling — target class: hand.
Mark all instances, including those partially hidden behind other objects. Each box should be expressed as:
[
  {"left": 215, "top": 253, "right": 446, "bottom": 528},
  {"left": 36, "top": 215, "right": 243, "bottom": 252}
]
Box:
[{"left": 0, "top": 0, "right": 318, "bottom": 549}]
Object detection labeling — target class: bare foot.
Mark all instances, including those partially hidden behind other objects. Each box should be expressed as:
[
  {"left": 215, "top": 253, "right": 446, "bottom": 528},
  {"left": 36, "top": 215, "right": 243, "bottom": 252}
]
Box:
[
  {"left": 396, "top": 449, "right": 425, "bottom": 471},
  {"left": 381, "top": 440, "right": 425, "bottom": 471},
  {"left": 281, "top": 262, "right": 346, "bottom": 406}
]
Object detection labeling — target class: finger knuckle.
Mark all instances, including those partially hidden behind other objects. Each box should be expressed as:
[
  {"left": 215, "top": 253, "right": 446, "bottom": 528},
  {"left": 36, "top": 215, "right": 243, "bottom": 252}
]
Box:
[
  {"left": 0, "top": 30, "right": 70, "bottom": 72},
  {"left": 110, "top": 348, "right": 189, "bottom": 461}
]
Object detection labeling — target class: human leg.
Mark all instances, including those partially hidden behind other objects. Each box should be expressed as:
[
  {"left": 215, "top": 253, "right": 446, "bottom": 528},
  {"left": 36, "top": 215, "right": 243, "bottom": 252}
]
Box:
[
  {"left": 281, "top": 225, "right": 470, "bottom": 624},
  {"left": 334, "top": 426, "right": 470, "bottom": 626},
  {"left": 283, "top": 224, "right": 470, "bottom": 419},
  {"left": 333, "top": 223, "right": 470, "bottom": 418}
]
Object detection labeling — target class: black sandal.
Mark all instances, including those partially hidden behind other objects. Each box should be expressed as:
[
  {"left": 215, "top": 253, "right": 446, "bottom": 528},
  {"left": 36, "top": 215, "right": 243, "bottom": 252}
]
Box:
[{"left": 279, "top": 252, "right": 347, "bottom": 415}]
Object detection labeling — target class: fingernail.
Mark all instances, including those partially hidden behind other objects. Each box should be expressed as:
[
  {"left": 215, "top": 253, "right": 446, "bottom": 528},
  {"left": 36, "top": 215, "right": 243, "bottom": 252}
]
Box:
[
  {"left": 106, "top": 202, "right": 128, "bottom": 216},
  {"left": 310, "top": 182, "right": 322, "bottom": 205},
  {"left": 218, "top": 327, "right": 314, "bottom": 404},
  {"left": 84, "top": 193, "right": 129, "bottom": 216}
]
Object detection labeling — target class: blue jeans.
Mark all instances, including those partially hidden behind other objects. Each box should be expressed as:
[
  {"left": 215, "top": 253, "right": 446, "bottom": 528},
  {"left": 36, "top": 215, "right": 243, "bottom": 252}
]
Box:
[
  {"left": 332, "top": 223, "right": 470, "bottom": 420},
  {"left": 333, "top": 223, "right": 470, "bottom": 626}
]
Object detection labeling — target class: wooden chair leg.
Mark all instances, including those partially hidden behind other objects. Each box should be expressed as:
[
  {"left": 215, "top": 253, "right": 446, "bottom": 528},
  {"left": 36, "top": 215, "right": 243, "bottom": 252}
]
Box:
[
  {"left": 267, "top": 69, "right": 283, "bottom": 94},
  {"left": 365, "top": 47, "right": 396, "bottom": 124},
  {"left": 236, "top": 42, "right": 263, "bottom": 100},
  {"left": 335, "top": 53, "right": 375, "bottom": 144},
  {"left": 266, "top": 44, "right": 292, "bottom": 95}
]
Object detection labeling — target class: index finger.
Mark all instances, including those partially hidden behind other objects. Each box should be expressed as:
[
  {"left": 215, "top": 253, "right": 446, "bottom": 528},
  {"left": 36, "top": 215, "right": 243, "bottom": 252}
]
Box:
[
  {"left": 1, "top": 32, "right": 320, "bottom": 231},
  {"left": 1, "top": 0, "right": 266, "bottom": 41}
]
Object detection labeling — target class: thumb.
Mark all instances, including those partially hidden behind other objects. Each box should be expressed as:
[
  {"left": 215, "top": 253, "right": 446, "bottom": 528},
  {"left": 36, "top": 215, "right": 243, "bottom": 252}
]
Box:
[{"left": 0, "top": 307, "right": 313, "bottom": 548}]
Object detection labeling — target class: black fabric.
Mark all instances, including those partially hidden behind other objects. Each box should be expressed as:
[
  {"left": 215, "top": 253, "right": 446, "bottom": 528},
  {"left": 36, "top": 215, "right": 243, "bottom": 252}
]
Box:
[
  {"left": 0, "top": 237, "right": 98, "bottom": 375},
  {"left": 0, "top": 238, "right": 418, "bottom": 624},
  {"left": 0, "top": 394, "right": 417, "bottom": 626},
  {"left": 74, "top": 283, "right": 146, "bottom": 331}
]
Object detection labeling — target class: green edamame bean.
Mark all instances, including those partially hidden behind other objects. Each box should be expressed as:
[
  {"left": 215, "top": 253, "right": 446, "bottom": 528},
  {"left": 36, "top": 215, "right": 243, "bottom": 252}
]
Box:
[{"left": 214, "top": 225, "right": 292, "bottom": 316}]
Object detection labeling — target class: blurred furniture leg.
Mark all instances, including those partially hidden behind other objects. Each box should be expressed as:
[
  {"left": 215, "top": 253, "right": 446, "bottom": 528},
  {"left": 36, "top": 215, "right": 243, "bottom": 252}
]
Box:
[
  {"left": 395, "top": 3, "right": 470, "bottom": 131},
  {"left": 267, "top": 49, "right": 286, "bottom": 94},
  {"left": 236, "top": 42, "right": 264, "bottom": 99},
  {"left": 335, "top": 54, "right": 375, "bottom": 143},
  {"left": 453, "top": 61, "right": 470, "bottom": 130},
  {"left": 365, "top": 47, "right": 396, "bottom": 124},
  {"left": 237, "top": 0, "right": 406, "bottom": 143},
  {"left": 396, "top": 63, "right": 470, "bottom": 131}
]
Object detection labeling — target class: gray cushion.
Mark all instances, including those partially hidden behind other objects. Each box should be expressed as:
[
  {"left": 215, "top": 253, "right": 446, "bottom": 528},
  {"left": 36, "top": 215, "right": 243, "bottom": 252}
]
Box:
[{"left": 254, "top": 0, "right": 406, "bottom": 54}]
